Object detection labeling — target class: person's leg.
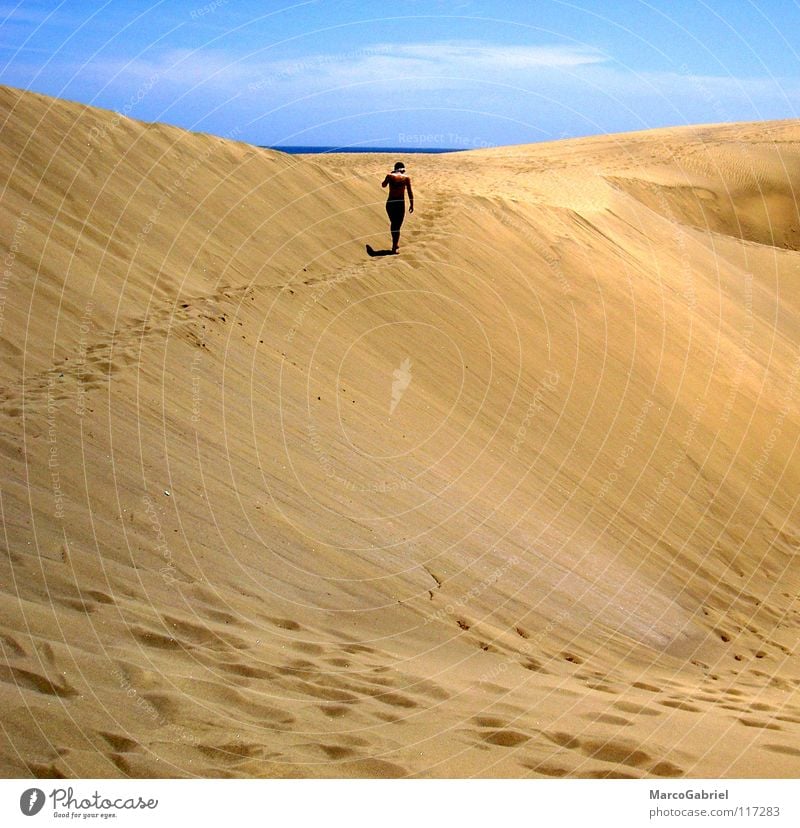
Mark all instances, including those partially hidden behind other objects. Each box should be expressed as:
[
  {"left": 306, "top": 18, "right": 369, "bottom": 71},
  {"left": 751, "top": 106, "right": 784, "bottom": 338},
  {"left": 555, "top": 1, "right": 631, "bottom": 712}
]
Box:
[
  {"left": 386, "top": 200, "right": 405, "bottom": 252},
  {"left": 385, "top": 201, "right": 393, "bottom": 249}
]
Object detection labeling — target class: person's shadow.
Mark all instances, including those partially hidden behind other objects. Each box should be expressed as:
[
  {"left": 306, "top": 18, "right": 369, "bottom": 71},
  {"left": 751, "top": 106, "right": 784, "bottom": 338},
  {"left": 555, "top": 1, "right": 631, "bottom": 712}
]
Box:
[{"left": 365, "top": 244, "right": 396, "bottom": 257}]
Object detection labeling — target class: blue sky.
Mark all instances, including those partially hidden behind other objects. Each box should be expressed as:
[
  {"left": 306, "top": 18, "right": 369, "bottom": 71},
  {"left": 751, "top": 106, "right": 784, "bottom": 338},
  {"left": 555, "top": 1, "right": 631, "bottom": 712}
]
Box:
[{"left": 1, "top": 0, "right": 799, "bottom": 147}]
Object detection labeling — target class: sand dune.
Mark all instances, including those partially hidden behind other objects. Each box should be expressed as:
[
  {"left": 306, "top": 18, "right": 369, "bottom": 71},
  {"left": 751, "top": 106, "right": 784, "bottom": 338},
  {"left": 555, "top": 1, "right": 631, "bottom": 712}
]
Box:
[{"left": 1, "top": 85, "right": 800, "bottom": 778}]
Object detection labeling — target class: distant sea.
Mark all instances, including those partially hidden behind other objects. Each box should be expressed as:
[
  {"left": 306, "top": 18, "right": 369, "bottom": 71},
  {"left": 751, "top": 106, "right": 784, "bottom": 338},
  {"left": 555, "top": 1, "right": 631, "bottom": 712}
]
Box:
[{"left": 266, "top": 146, "right": 462, "bottom": 154}]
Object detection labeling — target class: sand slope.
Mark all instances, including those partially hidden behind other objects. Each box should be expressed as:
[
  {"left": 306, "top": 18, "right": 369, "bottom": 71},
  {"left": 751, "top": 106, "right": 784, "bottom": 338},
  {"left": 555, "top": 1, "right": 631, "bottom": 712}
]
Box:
[{"left": 1, "top": 85, "right": 800, "bottom": 777}]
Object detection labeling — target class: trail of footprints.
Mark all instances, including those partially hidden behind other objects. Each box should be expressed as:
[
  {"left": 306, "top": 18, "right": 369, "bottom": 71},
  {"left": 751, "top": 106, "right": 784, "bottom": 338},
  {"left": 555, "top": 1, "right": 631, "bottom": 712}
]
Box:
[
  {"left": 457, "top": 704, "right": 686, "bottom": 778},
  {"left": 0, "top": 286, "right": 252, "bottom": 420},
  {"left": 7, "top": 586, "right": 800, "bottom": 779},
  {"left": 109, "top": 609, "right": 454, "bottom": 776},
  {"left": 0, "top": 268, "right": 356, "bottom": 422},
  {"left": 442, "top": 612, "right": 800, "bottom": 777},
  {"left": 459, "top": 674, "right": 800, "bottom": 779},
  {"left": 8, "top": 606, "right": 800, "bottom": 778},
  {"left": 5, "top": 573, "right": 800, "bottom": 776},
  {"left": 0, "top": 235, "right": 441, "bottom": 424}
]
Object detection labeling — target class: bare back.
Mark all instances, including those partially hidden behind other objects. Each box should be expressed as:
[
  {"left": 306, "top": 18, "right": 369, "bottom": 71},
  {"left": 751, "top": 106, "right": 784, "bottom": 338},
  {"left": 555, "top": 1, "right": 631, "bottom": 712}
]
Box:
[{"left": 383, "top": 172, "right": 411, "bottom": 201}]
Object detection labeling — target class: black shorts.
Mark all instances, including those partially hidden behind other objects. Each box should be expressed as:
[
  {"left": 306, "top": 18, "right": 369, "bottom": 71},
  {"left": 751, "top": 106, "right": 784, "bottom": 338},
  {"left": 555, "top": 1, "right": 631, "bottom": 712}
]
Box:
[{"left": 386, "top": 199, "right": 405, "bottom": 232}]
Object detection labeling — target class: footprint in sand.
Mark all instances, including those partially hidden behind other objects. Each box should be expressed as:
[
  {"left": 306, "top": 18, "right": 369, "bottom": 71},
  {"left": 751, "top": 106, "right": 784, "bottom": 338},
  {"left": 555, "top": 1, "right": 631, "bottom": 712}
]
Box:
[
  {"left": 266, "top": 617, "right": 303, "bottom": 631},
  {"left": 738, "top": 718, "right": 782, "bottom": 731},
  {"left": 660, "top": 699, "right": 703, "bottom": 712},
  {"left": 472, "top": 716, "right": 507, "bottom": 728},
  {"left": 0, "top": 664, "right": 77, "bottom": 698},
  {"left": 318, "top": 704, "right": 351, "bottom": 718},
  {"left": 521, "top": 761, "right": 571, "bottom": 777},
  {"left": 631, "top": 681, "right": 661, "bottom": 693},
  {"left": 561, "top": 652, "right": 584, "bottom": 665},
  {"left": 99, "top": 732, "right": 140, "bottom": 753},
  {"left": 761, "top": 744, "right": 800, "bottom": 756},
  {"left": 481, "top": 730, "right": 531, "bottom": 747},
  {"left": 582, "top": 713, "right": 633, "bottom": 726}
]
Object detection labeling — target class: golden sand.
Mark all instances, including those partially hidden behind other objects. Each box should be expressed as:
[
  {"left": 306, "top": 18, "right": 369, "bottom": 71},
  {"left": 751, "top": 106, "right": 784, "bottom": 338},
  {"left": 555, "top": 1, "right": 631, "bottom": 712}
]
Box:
[{"left": 1, "top": 85, "right": 799, "bottom": 778}]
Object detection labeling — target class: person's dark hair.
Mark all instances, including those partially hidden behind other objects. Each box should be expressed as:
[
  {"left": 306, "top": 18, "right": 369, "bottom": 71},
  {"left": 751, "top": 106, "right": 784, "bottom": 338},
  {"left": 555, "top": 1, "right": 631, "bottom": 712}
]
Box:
[{"left": 393, "top": 161, "right": 405, "bottom": 172}]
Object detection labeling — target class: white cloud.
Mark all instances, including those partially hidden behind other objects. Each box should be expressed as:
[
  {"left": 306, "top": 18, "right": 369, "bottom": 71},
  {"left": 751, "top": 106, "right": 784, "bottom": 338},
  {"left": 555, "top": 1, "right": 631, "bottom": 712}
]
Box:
[
  {"left": 69, "top": 41, "right": 610, "bottom": 96},
  {"left": 256, "top": 41, "right": 609, "bottom": 90},
  {"left": 374, "top": 41, "right": 609, "bottom": 70}
]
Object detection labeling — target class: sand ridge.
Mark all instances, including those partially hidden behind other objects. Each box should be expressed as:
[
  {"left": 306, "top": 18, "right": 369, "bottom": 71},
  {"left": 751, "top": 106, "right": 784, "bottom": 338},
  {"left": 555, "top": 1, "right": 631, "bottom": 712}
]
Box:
[{"left": 1, "top": 85, "right": 800, "bottom": 777}]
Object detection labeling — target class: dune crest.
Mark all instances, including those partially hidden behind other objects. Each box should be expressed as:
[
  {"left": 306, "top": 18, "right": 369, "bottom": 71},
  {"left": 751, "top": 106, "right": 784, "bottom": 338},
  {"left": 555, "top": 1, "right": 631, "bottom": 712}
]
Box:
[{"left": 1, "top": 85, "right": 799, "bottom": 778}]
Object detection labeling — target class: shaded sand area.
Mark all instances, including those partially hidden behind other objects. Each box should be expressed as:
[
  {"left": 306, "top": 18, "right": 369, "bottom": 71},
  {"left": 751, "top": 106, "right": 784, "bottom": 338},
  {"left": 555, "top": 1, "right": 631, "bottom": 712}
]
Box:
[{"left": 1, "top": 85, "right": 800, "bottom": 778}]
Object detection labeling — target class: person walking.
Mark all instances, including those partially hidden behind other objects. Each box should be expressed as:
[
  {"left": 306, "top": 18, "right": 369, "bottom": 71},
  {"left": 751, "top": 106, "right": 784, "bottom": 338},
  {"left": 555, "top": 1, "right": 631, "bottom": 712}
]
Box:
[{"left": 381, "top": 161, "right": 414, "bottom": 254}]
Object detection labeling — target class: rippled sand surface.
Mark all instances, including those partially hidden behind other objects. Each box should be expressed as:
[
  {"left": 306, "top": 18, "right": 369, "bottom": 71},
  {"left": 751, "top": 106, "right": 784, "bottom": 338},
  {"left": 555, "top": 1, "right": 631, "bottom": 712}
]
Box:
[{"left": 1, "top": 85, "right": 799, "bottom": 777}]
